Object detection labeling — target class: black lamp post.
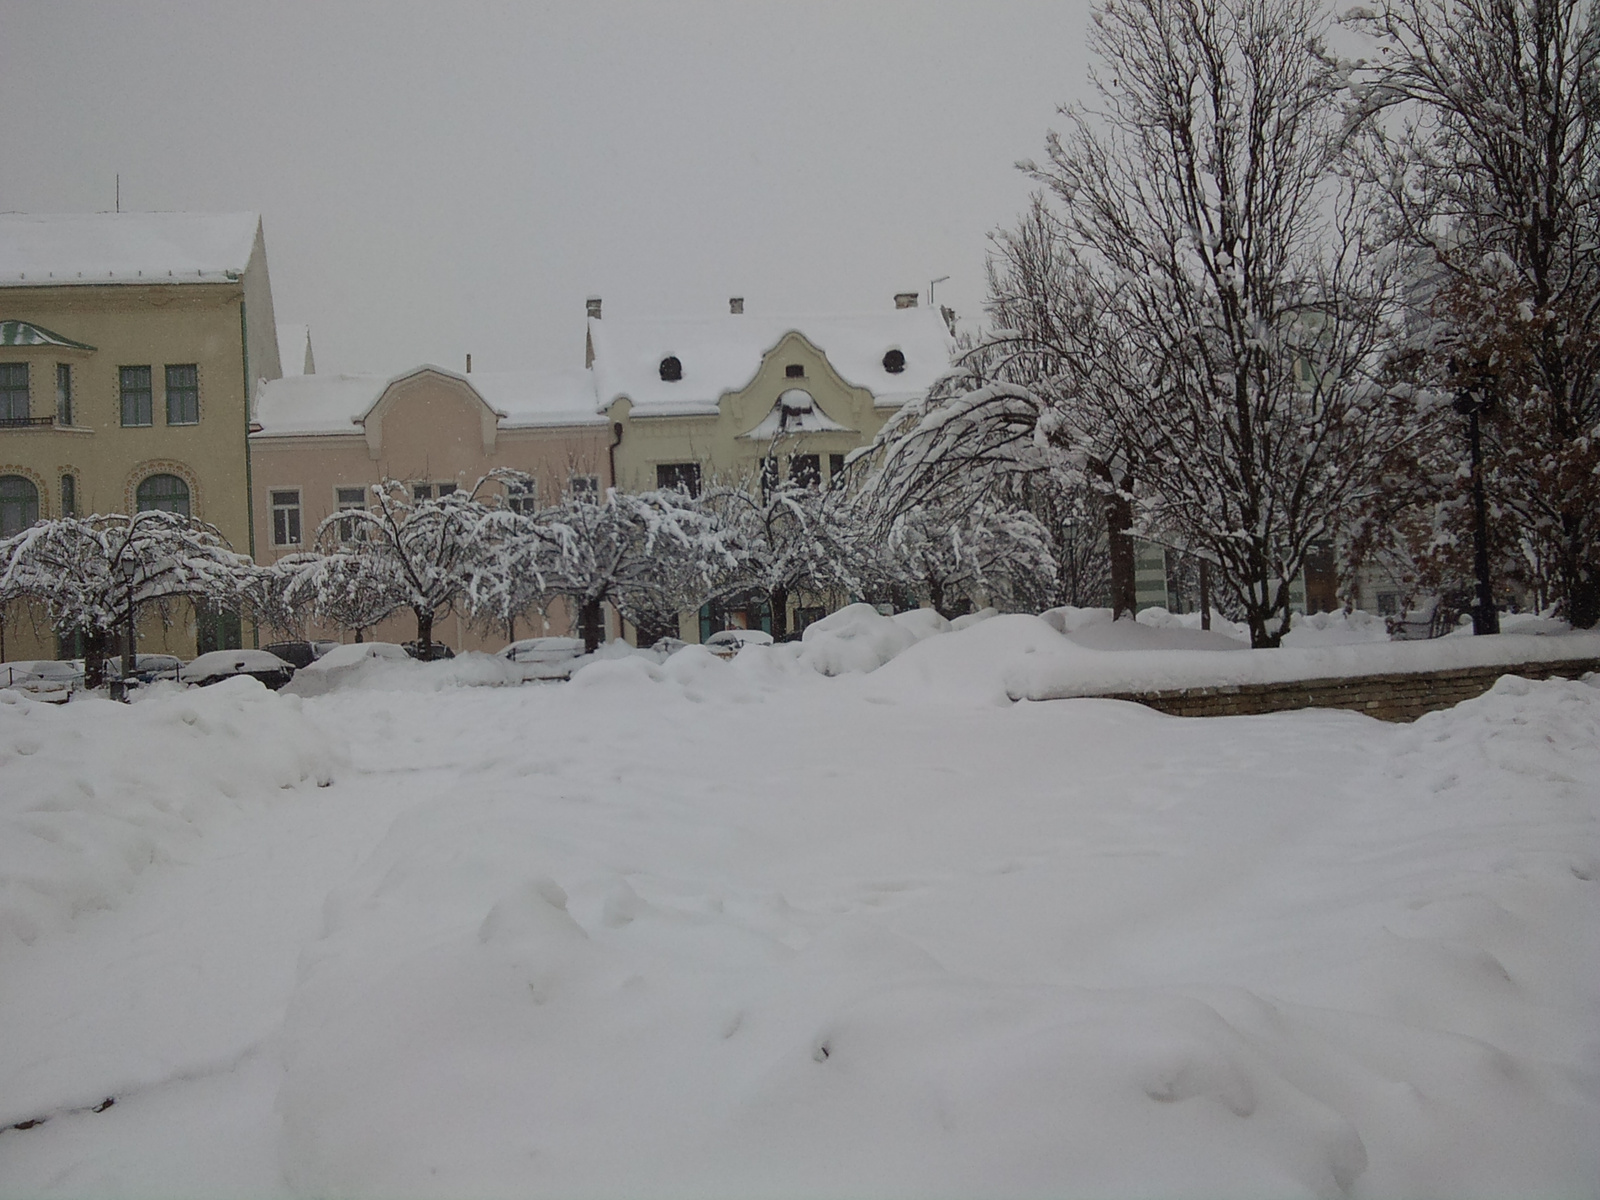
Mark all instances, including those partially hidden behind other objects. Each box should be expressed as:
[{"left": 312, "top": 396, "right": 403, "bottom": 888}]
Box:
[{"left": 1451, "top": 369, "right": 1499, "bottom": 636}]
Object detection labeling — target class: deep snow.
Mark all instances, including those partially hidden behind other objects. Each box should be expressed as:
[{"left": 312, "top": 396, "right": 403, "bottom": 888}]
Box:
[{"left": 1, "top": 619, "right": 1597, "bottom": 1198}]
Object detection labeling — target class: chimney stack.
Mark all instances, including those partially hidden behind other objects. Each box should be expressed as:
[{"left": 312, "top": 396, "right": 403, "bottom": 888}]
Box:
[
  {"left": 729, "top": 297, "right": 744, "bottom": 315},
  {"left": 586, "top": 296, "right": 602, "bottom": 320},
  {"left": 894, "top": 292, "right": 919, "bottom": 309},
  {"left": 466, "top": 353, "right": 472, "bottom": 374}
]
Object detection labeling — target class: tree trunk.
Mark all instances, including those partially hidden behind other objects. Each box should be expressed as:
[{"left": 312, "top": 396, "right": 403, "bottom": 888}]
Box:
[
  {"left": 769, "top": 585, "right": 789, "bottom": 640},
  {"left": 354, "top": 627, "right": 365, "bottom": 643},
  {"left": 1198, "top": 559, "right": 1211, "bottom": 631},
  {"left": 579, "top": 597, "right": 604, "bottom": 654},
  {"left": 83, "top": 627, "right": 108, "bottom": 689},
  {"left": 1106, "top": 491, "right": 1136, "bottom": 620},
  {"left": 415, "top": 608, "right": 434, "bottom": 660}
]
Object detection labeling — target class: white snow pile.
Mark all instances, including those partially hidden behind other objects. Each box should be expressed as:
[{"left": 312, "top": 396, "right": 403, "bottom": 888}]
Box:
[
  {"left": 795, "top": 602, "right": 953, "bottom": 675},
  {"left": 0, "top": 680, "right": 339, "bottom": 946},
  {"left": 285, "top": 643, "right": 528, "bottom": 696},
  {"left": 264, "top": 673, "right": 1600, "bottom": 1197}
]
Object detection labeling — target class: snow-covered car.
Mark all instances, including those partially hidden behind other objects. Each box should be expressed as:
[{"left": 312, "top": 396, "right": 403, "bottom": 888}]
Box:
[
  {"left": 649, "top": 636, "right": 687, "bottom": 656},
  {"left": 498, "top": 636, "right": 586, "bottom": 680},
  {"left": 106, "top": 653, "right": 184, "bottom": 685},
  {"left": 282, "top": 641, "right": 412, "bottom": 697},
  {"left": 262, "top": 640, "right": 339, "bottom": 670},
  {"left": 180, "top": 649, "right": 296, "bottom": 690},
  {"left": 402, "top": 640, "right": 456, "bottom": 660},
  {"left": 703, "top": 629, "right": 774, "bottom": 659},
  {"left": 0, "top": 659, "right": 83, "bottom": 703}
]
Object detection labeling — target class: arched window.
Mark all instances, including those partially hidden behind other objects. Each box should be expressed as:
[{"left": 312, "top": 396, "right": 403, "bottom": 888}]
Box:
[
  {"left": 136, "top": 473, "right": 190, "bottom": 517},
  {"left": 658, "top": 355, "right": 682, "bottom": 382},
  {"left": 0, "top": 475, "right": 40, "bottom": 536}
]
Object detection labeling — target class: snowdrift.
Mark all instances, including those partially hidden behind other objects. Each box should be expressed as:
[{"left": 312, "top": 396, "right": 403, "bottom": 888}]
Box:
[{"left": 0, "top": 680, "right": 340, "bottom": 946}]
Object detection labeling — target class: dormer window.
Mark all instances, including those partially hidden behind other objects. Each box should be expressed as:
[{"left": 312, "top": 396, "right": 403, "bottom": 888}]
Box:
[
  {"left": 786, "top": 363, "right": 805, "bottom": 379},
  {"left": 883, "top": 349, "right": 906, "bottom": 374},
  {"left": 659, "top": 355, "right": 682, "bottom": 382}
]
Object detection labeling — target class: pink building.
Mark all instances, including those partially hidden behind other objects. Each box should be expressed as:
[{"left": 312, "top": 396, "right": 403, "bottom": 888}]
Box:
[{"left": 249, "top": 364, "right": 613, "bottom": 651}]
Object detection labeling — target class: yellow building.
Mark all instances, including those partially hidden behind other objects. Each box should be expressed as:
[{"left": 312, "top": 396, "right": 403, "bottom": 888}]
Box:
[
  {"left": 0, "top": 211, "right": 283, "bottom": 660},
  {"left": 589, "top": 294, "right": 954, "bottom": 638}
]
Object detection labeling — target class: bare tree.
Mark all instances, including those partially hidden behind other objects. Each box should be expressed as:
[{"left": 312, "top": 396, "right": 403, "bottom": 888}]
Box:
[
  {"left": 534, "top": 488, "right": 736, "bottom": 653},
  {"left": 703, "top": 474, "right": 863, "bottom": 639},
  {"left": 1349, "top": 0, "right": 1600, "bottom": 626},
  {"left": 0, "top": 511, "right": 247, "bottom": 687},
  {"left": 1026, "top": 0, "right": 1410, "bottom": 646}
]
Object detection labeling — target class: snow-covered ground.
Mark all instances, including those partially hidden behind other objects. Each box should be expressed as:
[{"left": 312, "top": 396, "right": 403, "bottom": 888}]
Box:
[{"left": 2, "top": 618, "right": 1597, "bottom": 1198}]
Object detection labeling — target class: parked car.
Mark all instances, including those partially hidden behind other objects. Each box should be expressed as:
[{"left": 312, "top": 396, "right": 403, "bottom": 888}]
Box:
[
  {"left": 703, "top": 629, "right": 774, "bottom": 659},
  {"left": 180, "top": 649, "right": 296, "bottom": 690},
  {"left": 649, "top": 636, "right": 688, "bottom": 656},
  {"left": 499, "top": 636, "right": 586, "bottom": 680},
  {"left": 105, "top": 653, "right": 184, "bottom": 685},
  {"left": 401, "top": 641, "right": 456, "bottom": 660},
  {"left": 0, "top": 659, "right": 83, "bottom": 703},
  {"left": 262, "top": 640, "right": 339, "bottom": 670}
]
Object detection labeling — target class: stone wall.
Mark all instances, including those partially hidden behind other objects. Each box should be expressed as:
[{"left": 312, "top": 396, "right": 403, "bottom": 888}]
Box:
[{"left": 1096, "top": 657, "right": 1600, "bottom": 723}]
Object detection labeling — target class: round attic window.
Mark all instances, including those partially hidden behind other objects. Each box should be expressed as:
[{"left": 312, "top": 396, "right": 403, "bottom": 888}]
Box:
[
  {"left": 659, "top": 355, "right": 683, "bottom": 382},
  {"left": 882, "top": 349, "right": 906, "bottom": 374}
]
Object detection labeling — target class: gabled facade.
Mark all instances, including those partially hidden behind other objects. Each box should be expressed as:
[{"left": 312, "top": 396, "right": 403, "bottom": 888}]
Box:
[
  {"left": 590, "top": 301, "right": 953, "bottom": 497},
  {"left": 0, "top": 212, "right": 283, "bottom": 660}
]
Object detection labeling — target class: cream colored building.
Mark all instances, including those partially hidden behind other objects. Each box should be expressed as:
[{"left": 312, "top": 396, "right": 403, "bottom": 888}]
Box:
[
  {"left": 249, "top": 298, "right": 954, "bottom": 651},
  {"left": 249, "top": 365, "right": 613, "bottom": 650},
  {"left": 0, "top": 212, "right": 283, "bottom": 661}
]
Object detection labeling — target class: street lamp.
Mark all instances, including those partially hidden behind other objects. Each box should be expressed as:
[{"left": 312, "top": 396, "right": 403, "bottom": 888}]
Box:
[{"left": 1451, "top": 366, "right": 1499, "bottom": 636}]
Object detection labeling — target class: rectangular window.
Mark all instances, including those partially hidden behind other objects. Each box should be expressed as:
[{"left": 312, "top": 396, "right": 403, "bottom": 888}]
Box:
[
  {"left": 785, "top": 363, "right": 805, "bottom": 379},
  {"left": 790, "top": 454, "right": 821, "bottom": 489},
  {"left": 120, "top": 366, "right": 153, "bottom": 426},
  {"left": 165, "top": 363, "right": 199, "bottom": 425},
  {"left": 656, "top": 462, "right": 701, "bottom": 498},
  {"left": 506, "top": 479, "right": 539, "bottom": 514},
  {"left": 56, "top": 363, "right": 72, "bottom": 426},
  {"left": 271, "top": 489, "right": 302, "bottom": 546},
  {"left": 60, "top": 473, "right": 76, "bottom": 518},
  {"left": 436, "top": 482, "right": 457, "bottom": 497},
  {"left": 0, "top": 363, "right": 28, "bottom": 422},
  {"left": 829, "top": 453, "right": 846, "bottom": 488},
  {"left": 567, "top": 474, "right": 599, "bottom": 501},
  {"left": 412, "top": 483, "right": 432, "bottom": 501},
  {"left": 335, "top": 486, "right": 367, "bottom": 541}
]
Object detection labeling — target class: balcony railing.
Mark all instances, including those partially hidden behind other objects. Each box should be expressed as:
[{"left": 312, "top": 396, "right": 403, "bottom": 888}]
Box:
[{"left": 0, "top": 414, "right": 58, "bottom": 428}]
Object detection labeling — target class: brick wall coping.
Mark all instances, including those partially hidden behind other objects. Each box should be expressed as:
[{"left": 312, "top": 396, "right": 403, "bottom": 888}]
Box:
[
  {"left": 1014, "top": 631, "right": 1600, "bottom": 703},
  {"left": 1041, "top": 657, "right": 1600, "bottom": 723}
]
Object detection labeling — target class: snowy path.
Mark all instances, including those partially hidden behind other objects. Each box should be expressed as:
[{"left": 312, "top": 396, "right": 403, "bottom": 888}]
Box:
[{"left": 1, "top": 657, "right": 1597, "bottom": 1197}]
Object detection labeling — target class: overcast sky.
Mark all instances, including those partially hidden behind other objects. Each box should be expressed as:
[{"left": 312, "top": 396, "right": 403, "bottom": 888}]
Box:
[{"left": 1, "top": 1, "right": 1096, "bottom": 375}]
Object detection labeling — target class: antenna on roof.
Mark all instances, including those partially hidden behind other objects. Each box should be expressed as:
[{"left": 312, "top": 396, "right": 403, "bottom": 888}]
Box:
[{"left": 115, "top": 174, "right": 120, "bottom": 214}]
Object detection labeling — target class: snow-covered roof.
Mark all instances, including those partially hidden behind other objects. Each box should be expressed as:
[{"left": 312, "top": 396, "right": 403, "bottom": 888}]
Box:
[
  {"left": 251, "top": 365, "right": 604, "bottom": 437},
  {"left": 0, "top": 319, "right": 94, "bottom": 350},
  {"left": 0, "top": 212, "right": 262, "bottom": 287},
  {"left": 277, "top": 324, "right": 313, "bottom": 377},
  {"left": 587, "top": 308, "right": 955, "bottom": 415}
]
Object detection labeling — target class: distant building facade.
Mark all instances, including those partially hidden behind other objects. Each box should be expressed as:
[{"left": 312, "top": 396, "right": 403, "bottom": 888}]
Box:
[{"left": 0, "top": 212, "right": 284, "bottom": 660}]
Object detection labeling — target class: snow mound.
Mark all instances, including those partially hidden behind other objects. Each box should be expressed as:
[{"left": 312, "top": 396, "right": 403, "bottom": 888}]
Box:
[
  {"left": 276, "top": 796, "right": 1372, "bottom": 1199},
  {"left": 285, "top": 646, "right": 527, "bottom": 696},
  {"left": 0, "top": 682, "right": 340, "bottom": 946},
  {"left": 798, "top": 603, "right": 942, "bottom": 676},
  {"left": 866, "top": 613, "right": 1070, "bottom": 706}
]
